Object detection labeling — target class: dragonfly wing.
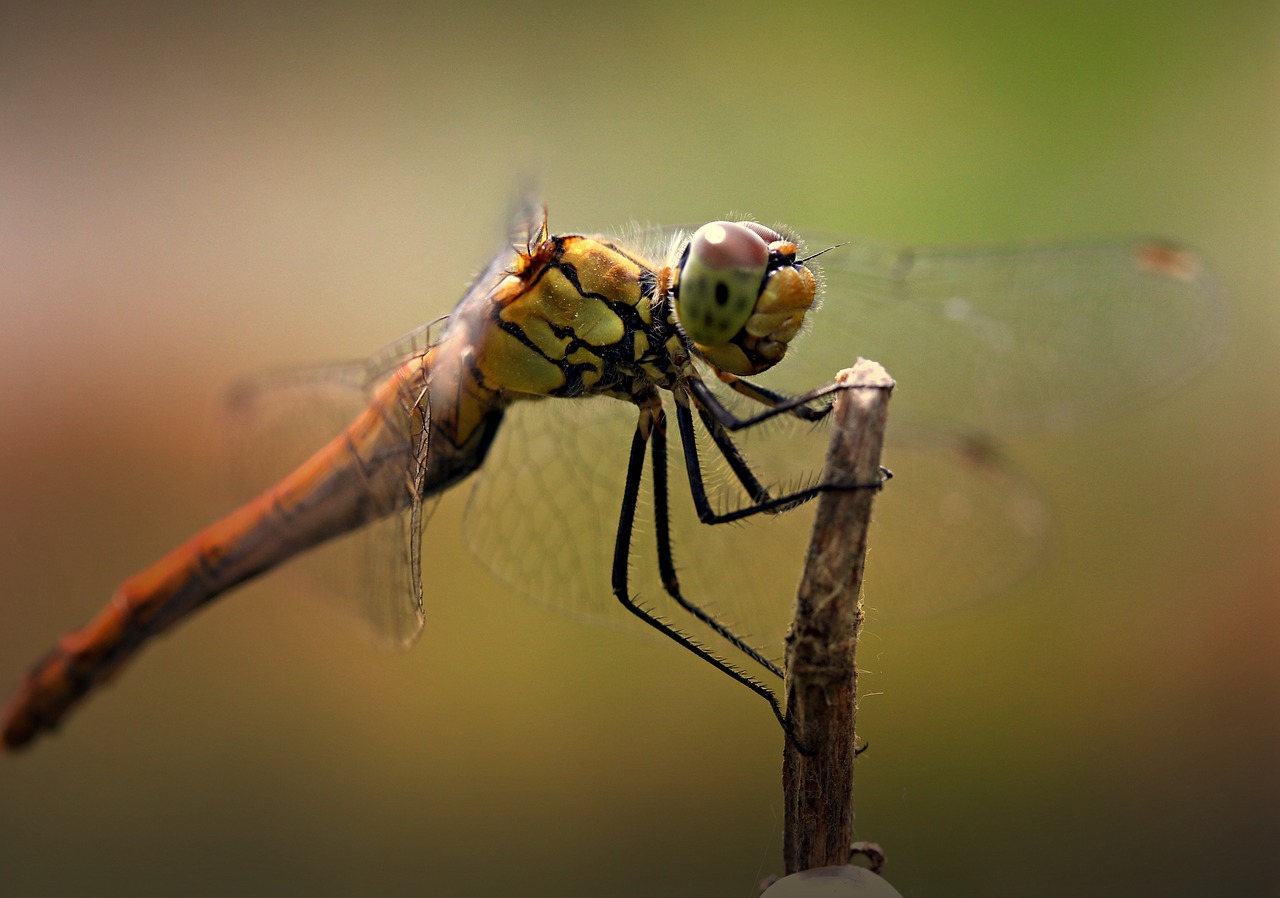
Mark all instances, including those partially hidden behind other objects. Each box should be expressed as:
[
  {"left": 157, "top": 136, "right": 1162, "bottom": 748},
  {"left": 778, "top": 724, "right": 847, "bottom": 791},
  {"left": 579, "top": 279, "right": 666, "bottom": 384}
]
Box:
[
  {"left": 626, "top": 224, "right": 1228, "bottom": 433},
  {"left": 225, "top": 354, "right": 432, "bottom": 649},
  {"left": 463, "top": 388, "right": 1052, "bottom": 664},
  {"left": 616, "top": 373, "right": 1050, "bottom": 657},
  {"left": 657, "top": 232, "right": 1226, "bottom": 633},
  {"left": 463, "top": 393, "right": 649, "bottom": 633},
  {"left": 672, "top": 421, "right": 1051, "bottom": 641},
  {"left": 461, "top": 388, "right": 795, "bottom": 649},
  {"left": 765, "top": 236, "right": 1229, "bottom": 435},
  {"left": 863, "top": 435, "right": 1050, "bottom": 622}
]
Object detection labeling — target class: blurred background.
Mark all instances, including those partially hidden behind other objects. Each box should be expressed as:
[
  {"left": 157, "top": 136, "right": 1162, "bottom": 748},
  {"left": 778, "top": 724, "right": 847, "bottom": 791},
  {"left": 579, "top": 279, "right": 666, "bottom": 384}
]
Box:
[{"left": 0, "top": 2, "right": 1275, "bottom": 896}]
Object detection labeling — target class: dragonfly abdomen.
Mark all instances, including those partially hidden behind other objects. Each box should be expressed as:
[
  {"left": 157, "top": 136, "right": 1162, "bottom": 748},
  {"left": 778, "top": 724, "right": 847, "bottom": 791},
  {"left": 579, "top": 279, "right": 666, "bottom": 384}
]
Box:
[{"left": 2, "top": 359, "right": 434, "bottom": 750}]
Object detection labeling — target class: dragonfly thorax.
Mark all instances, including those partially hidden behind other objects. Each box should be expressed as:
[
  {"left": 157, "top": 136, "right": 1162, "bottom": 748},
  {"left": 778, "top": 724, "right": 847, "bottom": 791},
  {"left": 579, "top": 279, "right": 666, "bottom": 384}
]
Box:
[{"left": 465, "top": 230, "right": 682, "bottom": 405}]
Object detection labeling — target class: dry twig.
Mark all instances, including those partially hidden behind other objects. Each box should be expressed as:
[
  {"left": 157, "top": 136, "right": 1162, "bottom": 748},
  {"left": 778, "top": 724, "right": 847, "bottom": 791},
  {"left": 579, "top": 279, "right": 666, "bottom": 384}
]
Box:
[{"left": 782, "top": 360, "right": 893, "bottom": 874}]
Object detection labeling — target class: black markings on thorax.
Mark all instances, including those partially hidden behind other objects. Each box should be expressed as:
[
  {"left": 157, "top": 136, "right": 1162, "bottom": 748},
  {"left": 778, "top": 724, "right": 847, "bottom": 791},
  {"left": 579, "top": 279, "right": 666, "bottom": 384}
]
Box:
[{"left": 491, "top": 241, "right": 678, "bottom": 398}]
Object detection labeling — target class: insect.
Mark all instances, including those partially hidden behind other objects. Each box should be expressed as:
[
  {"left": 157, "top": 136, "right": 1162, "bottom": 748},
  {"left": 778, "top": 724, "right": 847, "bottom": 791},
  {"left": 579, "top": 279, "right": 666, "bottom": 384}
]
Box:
[{"left": 1, "top": 203, "right": 1226, "bottom": 750}]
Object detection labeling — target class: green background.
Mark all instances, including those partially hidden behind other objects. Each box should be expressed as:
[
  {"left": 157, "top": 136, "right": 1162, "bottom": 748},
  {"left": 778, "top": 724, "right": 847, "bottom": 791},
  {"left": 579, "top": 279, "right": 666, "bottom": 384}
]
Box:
[{"left": 1, "top": 2, "right": 1275, "bottom": 896}]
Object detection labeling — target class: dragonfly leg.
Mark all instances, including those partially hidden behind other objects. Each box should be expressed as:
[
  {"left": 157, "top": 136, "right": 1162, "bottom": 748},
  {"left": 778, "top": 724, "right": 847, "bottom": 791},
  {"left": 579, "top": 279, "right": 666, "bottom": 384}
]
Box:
[
  {"left": 610, "top": 394, "right": 790, "bottom": 733},
  {"left": 649, "top": 413, "right": 784, "bottom": 679},
  {"left": 675, "top": 400, "right": 887, "bottom": 526},
  {"left": 719, "top": 373, "right": 833, "bottom": 423},
  {"left": 689, "top": 375, "right": 848, "bottom": 431}
]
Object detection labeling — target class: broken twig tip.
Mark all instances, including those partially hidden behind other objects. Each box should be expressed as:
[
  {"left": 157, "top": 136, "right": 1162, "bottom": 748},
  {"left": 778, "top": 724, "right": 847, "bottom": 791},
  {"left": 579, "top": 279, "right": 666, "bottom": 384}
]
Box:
[{"left": 835, "top": 359, "right": 895, "bottom": 392}]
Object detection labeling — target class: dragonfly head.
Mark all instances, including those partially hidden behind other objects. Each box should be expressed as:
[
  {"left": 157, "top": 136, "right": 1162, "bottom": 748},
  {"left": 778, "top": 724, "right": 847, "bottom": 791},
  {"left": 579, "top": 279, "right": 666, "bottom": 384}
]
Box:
[{"left": 671, "top": 220, "right": 817, "bottom": 376}]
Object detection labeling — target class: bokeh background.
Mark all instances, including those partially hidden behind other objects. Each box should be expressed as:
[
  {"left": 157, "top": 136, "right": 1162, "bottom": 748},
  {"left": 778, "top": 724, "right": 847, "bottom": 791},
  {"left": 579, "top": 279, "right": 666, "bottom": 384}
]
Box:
[{"left": 1, "top": 2, "right": 1276, "bottom": 896}]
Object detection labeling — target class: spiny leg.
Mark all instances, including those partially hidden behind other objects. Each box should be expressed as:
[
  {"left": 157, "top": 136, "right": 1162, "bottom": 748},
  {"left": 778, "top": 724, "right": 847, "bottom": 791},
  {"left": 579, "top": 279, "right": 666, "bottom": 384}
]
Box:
[
  {"left": 678, "top": 380, "right": 890, "bottom": 525},
  {"left": 675, "top": 401, "right": 843, "bottom": 525},
  {"left": 693, "top": 403, "right": 772, "bottom": 506},
  {"left": 649, "top": 409, "right": 784, "bottom": 678},
  {"left": 696, "top": 403, "right": 824, "bottom": 517},
  {"left": 719, "top": 373, "right": 833, "bottom": 423},
  {"left": 688, "top": 375, "right": 848, "bottom": 431},
  {"left": 610, "top": 395, "right": 788, "bottom": 731}
]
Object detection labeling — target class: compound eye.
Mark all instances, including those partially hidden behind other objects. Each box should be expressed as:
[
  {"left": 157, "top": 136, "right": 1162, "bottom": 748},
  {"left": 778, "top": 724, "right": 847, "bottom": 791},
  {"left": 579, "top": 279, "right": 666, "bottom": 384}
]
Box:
[
  {"left": 675, "top": 221, "right": 770, "bottom": 346},
  {"left": 741, "top": 221, "right": 783, "bottom": 244}
]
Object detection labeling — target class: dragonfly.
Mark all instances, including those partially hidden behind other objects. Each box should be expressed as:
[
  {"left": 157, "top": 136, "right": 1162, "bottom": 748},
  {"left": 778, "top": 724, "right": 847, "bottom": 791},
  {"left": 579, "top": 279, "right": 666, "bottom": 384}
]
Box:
[{"left": 1, "top": 202, "right": 1226, "bottom": 750}]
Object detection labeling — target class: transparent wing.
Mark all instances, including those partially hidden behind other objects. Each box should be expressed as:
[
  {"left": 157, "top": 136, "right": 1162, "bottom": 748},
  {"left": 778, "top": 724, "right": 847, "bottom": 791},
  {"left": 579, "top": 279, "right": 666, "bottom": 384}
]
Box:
[
  {"left": 618, "top": 224, "right": 1227, "bottom": 433},
  {"left": 224, "top": 344, "right": 436, "bottom": 650},
  {"left": 462, "top": 388, "right": 803, "bottom": 652},
  {"left": 465, "top": 386, "right": 802, "bottom": 651},
  {"left": 652, "top": 376, "right": 1049, "bottom": 657},
  {"left": 763, "top": 235, "right": 1229, "bottom": 434},
  {"left": 462, "top": 383, "right": 1050, "bottom": 662},
  {"left": 463, "top": 393, "right": 644, "bottom": 632},
  {"left": 670, "top": 417, "right": 1051, "bottom": 651},
  {"left": 667, "top": 233, "right": 1225, "bottom": 644}
]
